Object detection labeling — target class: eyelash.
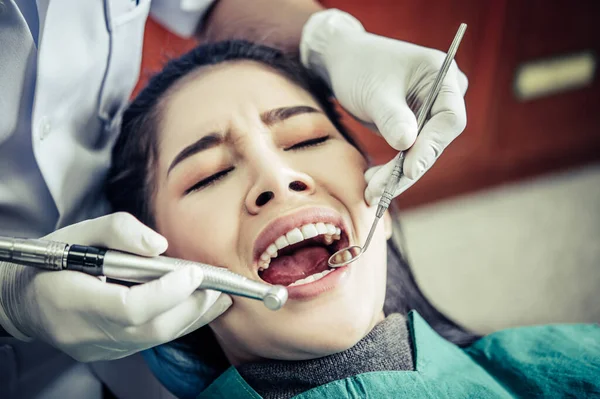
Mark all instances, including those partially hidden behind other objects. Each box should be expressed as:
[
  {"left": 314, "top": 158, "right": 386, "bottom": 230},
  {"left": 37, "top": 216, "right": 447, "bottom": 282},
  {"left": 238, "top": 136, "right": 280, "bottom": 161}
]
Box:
[
  {"left": 185, "top": 136, "right": 330, "bottom": 194},
  {"left": 285, "top": 135, "right": 330, "bottom": 151},
  {"left": 185, "top": 167, "right": 235, "bottom": 194}
]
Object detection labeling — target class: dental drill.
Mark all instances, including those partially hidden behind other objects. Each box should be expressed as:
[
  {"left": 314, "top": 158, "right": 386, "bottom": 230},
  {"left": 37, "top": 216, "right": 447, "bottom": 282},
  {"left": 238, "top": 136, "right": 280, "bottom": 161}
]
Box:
[{"left": 0, "top": 236, "right": 287, "bottom": 310}]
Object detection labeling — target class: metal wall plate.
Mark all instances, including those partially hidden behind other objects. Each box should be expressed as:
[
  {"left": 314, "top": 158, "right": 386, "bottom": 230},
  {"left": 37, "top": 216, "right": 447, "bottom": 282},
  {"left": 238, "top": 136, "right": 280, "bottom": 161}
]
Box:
[{"left": 514, "top": 51, "right": 596, "bottom": 101}]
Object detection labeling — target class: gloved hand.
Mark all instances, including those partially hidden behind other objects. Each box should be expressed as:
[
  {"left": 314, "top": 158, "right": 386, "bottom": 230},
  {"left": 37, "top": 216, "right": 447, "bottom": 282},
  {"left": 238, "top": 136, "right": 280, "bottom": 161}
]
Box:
[
  {"left": 0, "top": 212, "right": 232, "bottom": 362},
  {"left": 300, "top": 9, "right": 468, "bottom": 205}
]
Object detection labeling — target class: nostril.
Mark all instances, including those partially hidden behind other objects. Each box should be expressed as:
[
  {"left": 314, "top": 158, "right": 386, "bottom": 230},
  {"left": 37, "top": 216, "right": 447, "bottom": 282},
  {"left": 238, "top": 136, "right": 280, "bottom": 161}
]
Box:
[
  {"left": 255, "top": 191, "right": 274, "bottom": 207},
  {"left": 289, "top": 181, "right": 307, "bottom": 192}
]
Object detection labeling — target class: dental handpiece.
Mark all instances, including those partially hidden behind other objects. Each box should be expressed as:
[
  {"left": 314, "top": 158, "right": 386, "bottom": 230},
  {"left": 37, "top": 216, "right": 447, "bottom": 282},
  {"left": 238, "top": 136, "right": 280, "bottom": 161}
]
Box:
[{"left": 0, "top": 236, "right": 287, "bottom": 311}]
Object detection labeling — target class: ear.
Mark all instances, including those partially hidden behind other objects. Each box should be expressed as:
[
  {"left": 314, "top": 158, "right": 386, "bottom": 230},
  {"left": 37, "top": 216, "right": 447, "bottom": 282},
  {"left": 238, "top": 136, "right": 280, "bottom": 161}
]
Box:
[{"left": 383, "top": 210, "right": 393, "bottom": 240}]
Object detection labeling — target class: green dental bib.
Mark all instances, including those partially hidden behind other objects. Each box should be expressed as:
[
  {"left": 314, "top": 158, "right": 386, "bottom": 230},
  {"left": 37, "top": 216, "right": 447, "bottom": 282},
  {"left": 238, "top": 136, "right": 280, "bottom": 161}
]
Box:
[{"left": 197, "top": 311, "right": 600, "bottom": 398}]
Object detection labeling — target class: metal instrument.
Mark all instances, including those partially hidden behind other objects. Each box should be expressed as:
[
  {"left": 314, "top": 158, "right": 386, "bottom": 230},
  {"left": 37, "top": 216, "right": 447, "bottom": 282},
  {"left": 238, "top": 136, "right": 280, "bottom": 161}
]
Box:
[
  {"left": 329, "top": 23, "right": 468, "bottom": 267},
  {"left": 0, "top": 236, "right": 287, "bottom": 310}
]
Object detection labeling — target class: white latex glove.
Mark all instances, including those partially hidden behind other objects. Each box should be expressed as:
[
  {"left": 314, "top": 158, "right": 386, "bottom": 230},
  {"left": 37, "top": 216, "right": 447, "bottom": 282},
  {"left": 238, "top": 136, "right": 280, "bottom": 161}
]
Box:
[
  {"left": 300, "top": 9, "right": 468, "bottom": 205},
  {"left": 0, "top": 212, "right": 232, "bottom": 362}
]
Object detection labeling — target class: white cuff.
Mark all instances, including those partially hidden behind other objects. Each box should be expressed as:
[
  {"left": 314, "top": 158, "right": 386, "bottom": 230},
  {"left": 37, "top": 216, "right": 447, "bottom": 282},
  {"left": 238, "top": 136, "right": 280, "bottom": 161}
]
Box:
[
  {"left": 300, "top": 9, "right": 365, "bottom": 86},
  {"left": 0, "top": 263, "right": 33, "bottom": 341},
  {"left": 150, "top": 0, "right": 217, "bottom": 38}
]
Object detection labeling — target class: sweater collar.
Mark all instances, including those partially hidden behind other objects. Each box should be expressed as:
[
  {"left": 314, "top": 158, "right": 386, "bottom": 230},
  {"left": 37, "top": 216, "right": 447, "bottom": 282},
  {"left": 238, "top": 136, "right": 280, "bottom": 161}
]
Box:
[{"left": 204, "top": 313, "right": 414, "bottom": 399}]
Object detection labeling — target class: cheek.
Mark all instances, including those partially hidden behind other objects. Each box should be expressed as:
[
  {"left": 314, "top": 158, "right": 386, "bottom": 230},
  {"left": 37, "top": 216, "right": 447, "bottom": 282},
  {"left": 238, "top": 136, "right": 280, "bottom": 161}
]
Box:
[
  {"left": 210, "top": 297, "right": 279, "bottom": 360},
  {"left": 154, "top": 188, "right": 241, "bottom": 265},
  {"left": 306, "top": 143, "right": 368, "bottom": 202},
  {"left": 358, "top": 223, "right": 388, "bottom": 299}
]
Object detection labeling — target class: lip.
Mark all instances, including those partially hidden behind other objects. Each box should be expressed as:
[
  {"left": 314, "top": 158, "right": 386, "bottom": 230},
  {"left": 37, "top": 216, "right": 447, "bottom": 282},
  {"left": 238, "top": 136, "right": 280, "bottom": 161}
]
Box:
[
  {"left": 252, "top": 206, "right": 351, "bottom": 267},
  {"left": 286, "top": 265, "right": 350, "bottom": 300}
]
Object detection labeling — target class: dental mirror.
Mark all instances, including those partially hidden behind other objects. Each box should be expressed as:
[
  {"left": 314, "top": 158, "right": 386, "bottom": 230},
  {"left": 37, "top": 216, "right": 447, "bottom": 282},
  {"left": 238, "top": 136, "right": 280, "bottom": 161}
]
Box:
[
  {"left": 327, "top": 210, "right": 382, "bottom": 267},
  {"left": 328, "top": 23, "right": 467, "bottom": 268}
]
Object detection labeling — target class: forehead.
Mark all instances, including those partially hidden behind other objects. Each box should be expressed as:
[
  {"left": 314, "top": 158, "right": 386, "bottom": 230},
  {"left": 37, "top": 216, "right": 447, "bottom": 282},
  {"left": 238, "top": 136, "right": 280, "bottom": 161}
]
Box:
[{"left": 159, "top": 61, "right": 321, "bottom": 139}]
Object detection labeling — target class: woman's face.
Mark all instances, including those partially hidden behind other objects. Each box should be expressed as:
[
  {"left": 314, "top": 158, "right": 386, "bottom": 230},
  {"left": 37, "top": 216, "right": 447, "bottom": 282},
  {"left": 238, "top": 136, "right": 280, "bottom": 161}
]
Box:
[{"left": 153, "top": 61, "right": 390, "bottom": 364}]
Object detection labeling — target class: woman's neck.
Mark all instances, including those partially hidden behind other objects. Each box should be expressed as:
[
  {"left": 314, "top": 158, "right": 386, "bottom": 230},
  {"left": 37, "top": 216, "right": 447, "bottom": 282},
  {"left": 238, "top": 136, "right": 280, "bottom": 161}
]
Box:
[
  {"left": 216, "top": 310, "right": 386, "bottom": 366},
  {"left": 236, "top": 313, "right": 414, "bottom": 399}
]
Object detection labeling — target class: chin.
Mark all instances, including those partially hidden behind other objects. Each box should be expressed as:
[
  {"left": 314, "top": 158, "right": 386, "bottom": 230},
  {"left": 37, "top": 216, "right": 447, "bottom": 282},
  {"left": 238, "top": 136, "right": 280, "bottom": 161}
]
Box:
[
  {"left": 302, "top": 282, "right": 385, "bottom": 356},
  {"left": 282, "top": 304, "right": 383, "bottom": 360}
]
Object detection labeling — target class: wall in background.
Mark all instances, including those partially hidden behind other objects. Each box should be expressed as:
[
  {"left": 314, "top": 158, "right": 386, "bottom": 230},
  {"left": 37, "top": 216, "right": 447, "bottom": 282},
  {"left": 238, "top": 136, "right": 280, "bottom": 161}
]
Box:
[{"left": 135, "top": 0, "right": 600, "bottom": 209}]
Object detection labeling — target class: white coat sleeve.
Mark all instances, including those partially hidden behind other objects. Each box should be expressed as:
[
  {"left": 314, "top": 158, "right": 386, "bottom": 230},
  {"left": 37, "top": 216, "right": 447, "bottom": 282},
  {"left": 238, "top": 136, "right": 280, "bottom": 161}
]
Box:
[{"left": 150, "top": 0, "right": 218, "bottom": 38}]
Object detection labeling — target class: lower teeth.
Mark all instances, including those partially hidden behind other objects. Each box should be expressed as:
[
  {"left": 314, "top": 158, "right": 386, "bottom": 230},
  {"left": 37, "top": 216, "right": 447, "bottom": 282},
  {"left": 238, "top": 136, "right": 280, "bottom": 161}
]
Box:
[{"left": 287, "top": 268, "right": 333, "bottom": 287}]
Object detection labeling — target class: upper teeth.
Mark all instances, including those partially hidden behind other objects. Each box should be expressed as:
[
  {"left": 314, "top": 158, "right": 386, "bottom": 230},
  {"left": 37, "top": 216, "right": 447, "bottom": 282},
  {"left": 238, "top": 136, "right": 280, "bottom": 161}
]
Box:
[{"left": 258, "top": 222, "right": 341, "bottom": 270}]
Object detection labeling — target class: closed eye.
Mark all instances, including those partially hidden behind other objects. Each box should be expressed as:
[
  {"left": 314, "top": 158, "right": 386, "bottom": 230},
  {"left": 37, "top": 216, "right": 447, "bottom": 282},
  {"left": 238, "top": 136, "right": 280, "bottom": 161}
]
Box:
[
  {"left": 185, "top": 167, "right": 234, "bottom": 194},
  {"left": 285, "top": 135, "right": 330, "bottom": 151}
]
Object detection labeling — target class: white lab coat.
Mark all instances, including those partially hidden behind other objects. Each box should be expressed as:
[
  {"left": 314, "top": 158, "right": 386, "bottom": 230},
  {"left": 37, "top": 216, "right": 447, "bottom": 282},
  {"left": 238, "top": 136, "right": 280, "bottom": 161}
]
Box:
[{"left": 0, "top": 0, "right": 214, "bottom": 397}]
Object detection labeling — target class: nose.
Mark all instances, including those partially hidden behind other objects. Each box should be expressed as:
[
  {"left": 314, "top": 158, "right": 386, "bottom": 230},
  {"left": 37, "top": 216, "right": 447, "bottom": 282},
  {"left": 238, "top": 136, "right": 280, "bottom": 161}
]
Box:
[{"left": 245, "top": 168, "right": 315, "bottom": 214}]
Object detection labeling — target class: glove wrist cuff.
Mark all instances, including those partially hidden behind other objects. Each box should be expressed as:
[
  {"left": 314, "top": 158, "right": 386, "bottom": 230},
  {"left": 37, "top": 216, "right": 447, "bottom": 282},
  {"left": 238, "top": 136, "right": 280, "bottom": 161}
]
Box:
[
  {"left": 300, "top": 9, "right": 365, "bottom": 86},
  {"left": 0, "top": 263, "right": 33, "bottom": 341}
]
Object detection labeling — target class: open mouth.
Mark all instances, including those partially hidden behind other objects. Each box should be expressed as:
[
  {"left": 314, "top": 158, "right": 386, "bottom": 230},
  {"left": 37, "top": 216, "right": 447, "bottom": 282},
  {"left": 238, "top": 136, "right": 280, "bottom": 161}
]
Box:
[{"left": 255, "top": 222, "right": 350, "bottom": 287}]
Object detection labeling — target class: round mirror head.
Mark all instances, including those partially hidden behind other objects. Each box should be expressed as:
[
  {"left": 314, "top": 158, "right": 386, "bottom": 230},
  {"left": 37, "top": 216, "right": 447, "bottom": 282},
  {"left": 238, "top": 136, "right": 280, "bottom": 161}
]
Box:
[{"left": 328, "top": 245, "right": 363, "bottom": 267}]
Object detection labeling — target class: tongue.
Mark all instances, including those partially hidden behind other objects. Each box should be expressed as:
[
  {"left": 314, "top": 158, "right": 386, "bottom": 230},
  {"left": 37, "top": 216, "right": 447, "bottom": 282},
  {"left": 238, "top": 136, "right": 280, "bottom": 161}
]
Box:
[{"left": 260, "top": 246, "right": 330, "bottom": 286}]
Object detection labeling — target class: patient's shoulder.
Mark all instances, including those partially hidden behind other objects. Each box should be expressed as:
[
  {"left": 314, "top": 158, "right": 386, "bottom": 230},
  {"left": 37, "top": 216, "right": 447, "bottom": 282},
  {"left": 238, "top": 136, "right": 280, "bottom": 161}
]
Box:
[
  {"left": 465, "top": 323, "right": 600, "bottom": 397},
  {"left": 468, "top": 322, "right": 600, "bottom": 354}
]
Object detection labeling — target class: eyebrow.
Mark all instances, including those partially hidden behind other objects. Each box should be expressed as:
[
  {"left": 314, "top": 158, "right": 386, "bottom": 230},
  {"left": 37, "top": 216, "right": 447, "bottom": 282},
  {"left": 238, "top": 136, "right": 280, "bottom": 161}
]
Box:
[
  {"left": 167, "top": 105, "right": 322, "bottom": 176},
  {"left": 167, "top": 133, "right": 222, "bottom": 175},
  {"left": 260, "top": 105, "right": 321, "bottom": 126}
]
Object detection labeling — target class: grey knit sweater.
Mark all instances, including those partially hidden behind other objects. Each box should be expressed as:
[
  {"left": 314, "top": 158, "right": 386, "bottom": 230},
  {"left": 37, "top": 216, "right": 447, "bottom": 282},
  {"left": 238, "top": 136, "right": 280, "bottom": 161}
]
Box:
[{"left": 236, "top": 314, "right": 414, "bottom": 399}]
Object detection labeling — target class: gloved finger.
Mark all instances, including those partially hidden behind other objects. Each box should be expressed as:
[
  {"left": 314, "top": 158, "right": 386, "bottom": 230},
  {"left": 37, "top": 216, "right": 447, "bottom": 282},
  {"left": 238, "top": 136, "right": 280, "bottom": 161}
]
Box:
[
  {"left": 174, "top": 293, "right": 233, "bottom": 337},
  {"left": 364, "top": 159, "right": 417, "bottom": 206},
  {"left": 364, "top": 162, "right": 392, "bottom": 206},
  {"left": 101, "top": 265, "right": 205, "bottom": 327},
  {"left": 73, "top": 338, "right": 135, "bottom": 362},
  {"left": 366, "top": 89, "right": 419, "bottom": 151},
  {"left": 364, "top": 165, "right": 383, "bottom": 185},
  {"left": 391, "top": 174, "right": 417, "bottom": 198},
  {"left": 46, "top": 212, "right": 167, "bottom": 257},
  {"left": 403, "top": 76, "right": 466, "bottom": 180},
  {"left": 23, "top": 269, "right": 117, "bottom": 343},
  {"left": 131, "top": 289, "right": 231, "bottom": 345},
  {"left": 85, "top": 347, "right": 136, "bottom": 363},
  {"left": 457, "top": 68, "right": 468, "bottom": 95}
]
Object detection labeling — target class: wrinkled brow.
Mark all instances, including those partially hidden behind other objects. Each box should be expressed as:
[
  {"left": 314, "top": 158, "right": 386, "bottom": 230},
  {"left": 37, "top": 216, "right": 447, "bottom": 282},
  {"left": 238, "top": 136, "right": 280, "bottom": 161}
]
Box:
[
  {"left": 167, "top": 105, "right": 322, "bottom": 177},
  {"left": 260, "top": 105, "right": 321, "bottom": 126}
]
